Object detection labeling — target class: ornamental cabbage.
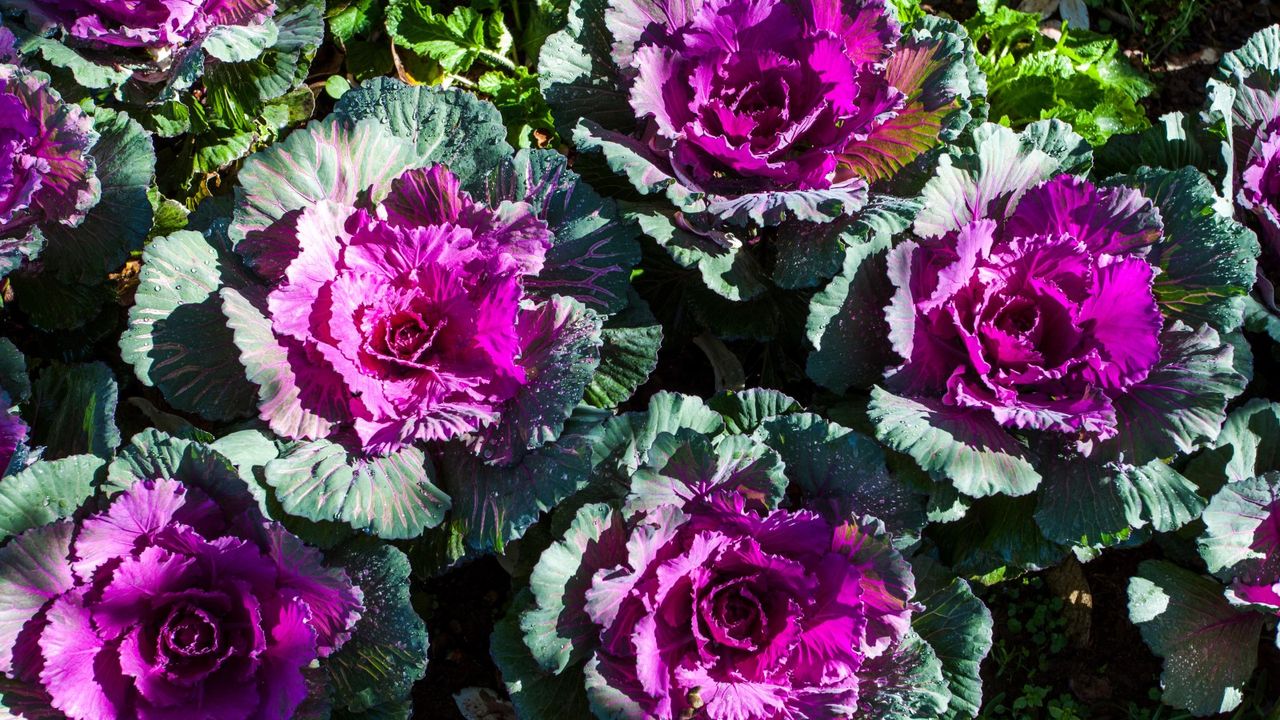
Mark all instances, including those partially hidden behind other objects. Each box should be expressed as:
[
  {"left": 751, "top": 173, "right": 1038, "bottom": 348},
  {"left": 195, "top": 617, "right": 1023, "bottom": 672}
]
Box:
[
  {"left": 586, "top": 497, "right": 915, "bottom": 718},
  {"left": 542, "top": 0, "right": 982, "bottom": 227},
  {"left": 624, "top": 0, "right": 899, "bottom": 205},
  {"left": 0, "top": 26, "right": 98, "bottom": 280},
  {"left": 120, "top": 82, "right": 640, "bottom": 542},
  {"left": 1240, "top": 118, "right": 1280, "bottom": 255},
  {"left": 886, "top": 174, "right": 1163, "bottom": 445},
  {"left": 8, "top": 0, "right": 275, "bottom": 50},
  {"left": 257, "top": 164, "right": 552, "bottom": 454},
  {"left": 0, "top": 476, "right": 364, "bottom": 720},
  {"left": 499, "top": 391, "right": 992, "bottom": 720},
  {"left": 808, "top": 122, "right": 1258, "bottom": 570}
]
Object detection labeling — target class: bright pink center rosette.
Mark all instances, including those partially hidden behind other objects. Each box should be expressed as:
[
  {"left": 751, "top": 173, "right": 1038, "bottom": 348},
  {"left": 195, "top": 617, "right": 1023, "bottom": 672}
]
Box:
[
  {"left": 886, "top": 174, "right": 1165, "bottom": 442},
  {"left": 587, "top": 495, "right": 915, "bottom": 719},
  {"left": 257, "top": 164, "right": 553, "bottom": 454},
  {"left": 11, "top": 0, "right": 276, "bottom": 50},
  {"left": 1, "top": 478, "right": 363, "bottom": 720},
  {"left": 624, "top": 0, "right": 903, "bottom": 196}
]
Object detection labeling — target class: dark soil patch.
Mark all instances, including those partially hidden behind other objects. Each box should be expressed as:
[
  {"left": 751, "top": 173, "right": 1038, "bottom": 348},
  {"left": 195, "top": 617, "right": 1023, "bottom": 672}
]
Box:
[{"left": 415, "top": 558, "right": 513, "bottom": 719}]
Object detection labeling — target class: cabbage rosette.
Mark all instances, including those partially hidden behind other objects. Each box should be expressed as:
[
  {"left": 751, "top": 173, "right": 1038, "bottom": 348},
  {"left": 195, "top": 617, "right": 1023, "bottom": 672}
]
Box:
[
  {"left": 0, "top": 428, "right": 430, "bottom": 718},
  {"left": 0, "top": 26, "right": 97, "bottom": 281},
  {"left": 0, "top": 25, "right": 155, "bottom": 331},
  {"left": 494, "top": 389, "right": 992, "bottom": 720},
  {"left": 1, "top": 0, "right": 320, "bottom": 103},
  {"left": 121, "top": 79, "right": 650, "bottom": 548},
  {"left": 539, "top": 0, "right": 984, "bottom": 307},
  {"left": 808, "top": 121, "right": 1259, "bottom": 575},
  {"left": 0, "top": 0, "right": 323, "bottom": 195}
]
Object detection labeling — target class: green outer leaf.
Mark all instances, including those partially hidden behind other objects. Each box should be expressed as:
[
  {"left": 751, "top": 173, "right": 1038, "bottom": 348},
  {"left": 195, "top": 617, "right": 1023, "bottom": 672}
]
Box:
[
  {"left": 1095, "top": 112, "right": 1219, "bottom": 189},
  {"left": 106, "top": 429, "right": 265, "bottom": 512},
  {"left": 868, "top": 387, "right": 1040, "bottom": 499},
  {"left": 859, "top": 631, "right": 950, "bottom": 720},
  {"left": 334, "top": 78, "right": 512, "bottom": 190},
  {"left": 911, "top": 555, "right": 993, "bottom": 719},
  {"left": 326, "top": 540, "right": 429, "bottom": 713},
  {"left": 28, "top": 362, "right": 120, "bottom": 460},
  {"left": 229, "top": 117, "right": 418, "bottom": 261},
  {"left": 584, "top": 292, "right": 661, "bottom": 409},
  {"left": 1098, "top": 322, "right": 1246, "bottom": 466},
  {"left": 806, "top": 197, "right": 919, "bottom": 393},
  {"left": 631, "top": 206, "right": 768, "bottom": 302},
  {"left": 1199, "top": 473, "right": 1280, "bottom": 579},
  {"left": 1215, "top": 24, "right": 1280, "bottom": 148},
  {"left": 264, "top": 440, "right": 450, "bottom": 540},
  {"left": 537, "top": 0, "right": 634, "bottom": 139},
  {"left": 13, "top": 30, "right": 130, "bottom": 89},
  {"left": 38, "top": 107, "right": 153, "bottom": 283},
  {"left": 0, "top": 455, "right": 102, "bottom": 541},
  {"left": 522, "top": 502, "right": 625, "bottom": 674},
  {"left": 707, "top": 388, "right": 801, "bottom": 435},
  {"left": 476, "top": 296, "right": 602, "bottom": 464},
  {"left": 8, "top": 271, "right": 112, "bottom": 331},
  {"left": 590, "top": 392, "right": 725, "bottom": 473},
  {"left": 1128, "top": 560, "right": 1263, "bottom": 716},
  {"left": 121, "top": 230, "right": 258, "bottom": 422},
  {"left": 490, "top": 149, "right": 641, "bottom": 315},
  {"left": 203, "top": 20, "right": 280, "bottom": 62},
  {"left": 769, "top": 219, "right": 847, "bottom": 290},
  {"left": 439, "top": 428, "right": 593, "bottom": 557},
  {"left": 1186, "top": 400, "right": 1280, "bottom": 493},
  {"left": 914, "top": 121, "right": 1091, "bottom": 239},
  {"left": 930, "top": 494, "right": 1069, "bottom": 581},
  {"left": 0, "top": 340, "right": 29, "bottom": 404},
  {"left": 1034, "top": 456, "right": 1205, "bottom": 546},
  {"left": 1111, "top": 167, "right": 1259, "bottom": 333},
  {"left": 624, "top": 430, "right": 788, "bottom": 517},
  {"left": 492, "top": 590, "right": 592, "bottom": 720},
  {"left": 758, "top": 413, "right": 926, "bottom": 545}
]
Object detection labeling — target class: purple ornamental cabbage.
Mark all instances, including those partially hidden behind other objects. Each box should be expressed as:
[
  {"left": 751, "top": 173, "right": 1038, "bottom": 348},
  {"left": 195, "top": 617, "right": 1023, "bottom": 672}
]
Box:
[
  {"left": 0, "top": 476, "right": 363, "bottom": 720},
  {"left": 253, "top": 164, "right": 552, "bottom": 455},
  {"left": 511, "top": 396, "right": 991, "bottom": 718},
  {"left": 543, "top": 0, "right": 983, "bottom": 230},
  {"left": 886, "top": 174, "right": 1163, "bottom": 445},
  {"left": 0, "top": 26, "right": 98, "bottom": 276},
  {"left": 625, "top": 0, "right": 900, "bottom": 202},
  {"left": 585, "top": 495, "right": 915, "bottom": 718},
  {"left": 8, "top": 0, "right": 275, "bottom": 50}
]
